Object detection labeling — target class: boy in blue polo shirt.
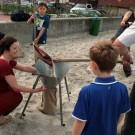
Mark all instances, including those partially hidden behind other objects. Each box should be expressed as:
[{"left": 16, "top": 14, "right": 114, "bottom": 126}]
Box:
[{"left": 72, "top": 40, "right": 131, "bottom": 135}]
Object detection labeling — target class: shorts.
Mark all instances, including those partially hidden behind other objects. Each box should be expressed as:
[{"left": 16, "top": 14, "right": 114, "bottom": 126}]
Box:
[{"left": 118, "top": 22, "right": 135, "bottom": 47}]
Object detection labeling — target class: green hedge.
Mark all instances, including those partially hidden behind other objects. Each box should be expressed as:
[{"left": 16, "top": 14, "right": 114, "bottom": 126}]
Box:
[
  {"left": 1, "top": 3, "right": 70, "bottom": 16},
  {"left": 1, "top": 4, "right": 32, "bottom": 15}
]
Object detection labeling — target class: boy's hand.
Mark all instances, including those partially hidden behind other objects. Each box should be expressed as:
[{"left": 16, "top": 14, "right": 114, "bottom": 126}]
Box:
[
  {"left": 31, "top": 14, "right": 36, "bottom": 19},
  {"left": 34, "top": 38, "right": 39, "bottom": 44}
]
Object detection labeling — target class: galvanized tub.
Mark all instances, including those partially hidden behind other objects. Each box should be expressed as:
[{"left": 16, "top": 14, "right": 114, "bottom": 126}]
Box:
[{"left": 35, "top": 59, "right": 69, "bottom": 88}]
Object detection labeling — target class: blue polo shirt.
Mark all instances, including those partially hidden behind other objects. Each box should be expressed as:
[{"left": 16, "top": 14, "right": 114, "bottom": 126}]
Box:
[{"left": 72, "top": 76, "right": 131, "bottom": 135}]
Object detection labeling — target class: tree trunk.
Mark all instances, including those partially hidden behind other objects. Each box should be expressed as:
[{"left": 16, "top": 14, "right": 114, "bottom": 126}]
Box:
[
  {"left": 17, "top": 0, "right": 21, "bottom": 11},
  {"left": 1, "top": 0, "right": 3, "bottom": 9}
]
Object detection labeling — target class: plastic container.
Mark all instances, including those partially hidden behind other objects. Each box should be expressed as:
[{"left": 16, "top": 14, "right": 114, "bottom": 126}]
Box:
[{"left": 90, "top": 17, "right": 101, "bottom": 36}]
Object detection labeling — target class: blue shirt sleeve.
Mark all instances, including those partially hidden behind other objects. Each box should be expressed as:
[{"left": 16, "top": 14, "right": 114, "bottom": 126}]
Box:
[
  {"left": 42, "top": 16, "right": 49, "bottom": 29},
  {"left": 72, "top": 87, "right": 89, "bottom": 121}
]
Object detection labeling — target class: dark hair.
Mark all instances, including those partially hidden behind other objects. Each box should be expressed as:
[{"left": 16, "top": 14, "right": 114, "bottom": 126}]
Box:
[
  {"left": 38, "top": 2, "right": 48, "bottom": 9},
  {"left": 0, "top": 32, "right": 5, "bottom": 41},
  {"left": 89, "top": 40, "right": 119, "bottom": 73},
  {"left": 0, "top": 36, "right": 17, "bottom": 55}
]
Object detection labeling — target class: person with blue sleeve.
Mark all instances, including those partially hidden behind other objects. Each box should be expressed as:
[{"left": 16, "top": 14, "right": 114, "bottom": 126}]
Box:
[{"left": 72, "top": 40, "right": 131, "bottom": 135}]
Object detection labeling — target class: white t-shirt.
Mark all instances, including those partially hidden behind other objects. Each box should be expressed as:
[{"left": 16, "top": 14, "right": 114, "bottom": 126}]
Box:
[{"left": 118, "top": 21, "right": 135, "bottom": 47}]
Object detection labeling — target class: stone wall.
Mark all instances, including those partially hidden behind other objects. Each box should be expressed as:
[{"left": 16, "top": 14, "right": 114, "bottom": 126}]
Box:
[{"left": 0, "top": 17, "right": 121, "bottom": 44}]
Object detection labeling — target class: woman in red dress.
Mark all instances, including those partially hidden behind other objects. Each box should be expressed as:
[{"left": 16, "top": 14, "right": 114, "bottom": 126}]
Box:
[{"left": 0, "top": 36, "right": 46, "bottom": 126}]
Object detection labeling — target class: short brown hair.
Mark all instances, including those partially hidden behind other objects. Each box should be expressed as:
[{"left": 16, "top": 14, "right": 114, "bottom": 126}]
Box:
[
  {"left": 0, "top": 36, "right": 17, "bottom": 55},
  {"left": 89, "top": 40, "right": 119, "bottom": 73},
  {"left": 0, "top": 32, "right": 5, "bottom": 41},
  {"left": 38, "top": 2, "right": 48, "bottom": 9}
]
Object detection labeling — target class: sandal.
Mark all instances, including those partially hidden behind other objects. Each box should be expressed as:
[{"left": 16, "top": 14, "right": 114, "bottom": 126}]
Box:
[{"left": 0, "top": 115, "right": 13, "bottom": 126}]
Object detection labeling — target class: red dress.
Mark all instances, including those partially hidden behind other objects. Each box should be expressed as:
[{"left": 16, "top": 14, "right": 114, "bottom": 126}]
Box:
[{"left": 0, "top": 59, "right": 22, "bottom": 115}]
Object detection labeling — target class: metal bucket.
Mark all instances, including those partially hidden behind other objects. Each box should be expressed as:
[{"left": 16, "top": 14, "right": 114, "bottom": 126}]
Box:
[{"left": 35, "top": 59, "right": 69, "bottom": 88}]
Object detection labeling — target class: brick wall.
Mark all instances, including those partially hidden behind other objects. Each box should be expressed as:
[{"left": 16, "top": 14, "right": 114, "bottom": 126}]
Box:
[
  {"left": 69, "top": 0, "right": 135, "bottom": 8},
  {"left": 98, "top": 0, "right": 135, "bottom": 8},
  {"left": 69, "top": 0, "right": 87, "bottom": 4},
  {"left": 69, "top": 0, "right": 98, "bottom": 7}
]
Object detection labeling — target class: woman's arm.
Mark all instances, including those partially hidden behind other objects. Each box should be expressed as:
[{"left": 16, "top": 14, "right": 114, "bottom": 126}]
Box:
[
  {"left": 14, "top": 62, "right": 37, "bottom": 73},
  {"left": 72, "top": 119, "right": 86, "bottom": 135},
  {"left": 5, "top": 75, "right": 46, "bottom": 93},
  {"left": 121, "top": 11, "right": 132, "bottom": 27},
  {"left": 113, "top": 39, "right": 132, "bottom": 63},
  {"left": 117, "top": 114, "right": 125, "bottom": 134}
]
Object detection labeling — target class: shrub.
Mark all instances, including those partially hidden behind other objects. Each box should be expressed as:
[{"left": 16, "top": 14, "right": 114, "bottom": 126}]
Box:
[
  {"left": 1, "top": 4, "right": 17, "bottom": 14},
  {"left": 1, "top": 4, "right": 32, "bottom": 15}
]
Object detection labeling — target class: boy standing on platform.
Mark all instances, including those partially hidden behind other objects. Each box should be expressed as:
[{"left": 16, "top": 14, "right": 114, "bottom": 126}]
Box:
[{"left": 72, "top": 40, "right": 131, "bottom": 135}]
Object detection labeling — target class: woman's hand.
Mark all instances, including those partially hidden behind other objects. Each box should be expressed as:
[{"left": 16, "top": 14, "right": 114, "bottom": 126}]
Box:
[{"left": 34, "top": 86, "right": 47, "bottom": 92}]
